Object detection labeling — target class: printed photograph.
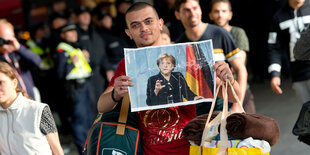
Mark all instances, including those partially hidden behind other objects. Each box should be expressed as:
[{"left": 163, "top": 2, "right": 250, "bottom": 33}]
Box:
[{"left": 125, "top": 40, "right": 215, "bottom": 112}]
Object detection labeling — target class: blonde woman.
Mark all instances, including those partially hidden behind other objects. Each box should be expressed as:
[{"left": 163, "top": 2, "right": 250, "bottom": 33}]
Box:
[
  {"left": 146, "top": 53, "right": 203, "bottom": 106},
  {"left": 0, "top": 62, "right": 64, "bottom": 155}
]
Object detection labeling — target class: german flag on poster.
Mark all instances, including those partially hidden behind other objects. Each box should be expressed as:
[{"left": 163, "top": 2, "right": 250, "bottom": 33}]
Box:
[{"left": 185, "top": 44, "right": 214, "bottom": 99}]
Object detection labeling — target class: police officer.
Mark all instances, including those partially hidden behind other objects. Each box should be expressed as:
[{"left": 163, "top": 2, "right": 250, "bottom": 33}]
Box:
[{"left": 54, "top": 22, "right": 93, "bottom": 155}]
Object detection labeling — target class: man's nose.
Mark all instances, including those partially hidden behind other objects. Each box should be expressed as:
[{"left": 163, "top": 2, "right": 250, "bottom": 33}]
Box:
[
  {"left": 140, "top": 23, "right": 149, "bottom": 31},
  {"left": 189, "top": 9, "right": 195, "bottom": 17},
  {"left": 219, "top": 11, "right": 224, "bottom": 17}
]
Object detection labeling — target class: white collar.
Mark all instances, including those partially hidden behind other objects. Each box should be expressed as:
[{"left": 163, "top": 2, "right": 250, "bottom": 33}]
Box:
[{"left": 0, "top": 93, "right": 23, "bottom": 111}]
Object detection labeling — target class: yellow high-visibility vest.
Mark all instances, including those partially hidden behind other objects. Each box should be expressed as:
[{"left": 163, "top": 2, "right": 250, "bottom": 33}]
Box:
[
  {"left": 26, "top": 39, "right": 54, "bottom": 69},
  {"left": 26, "top": 39, "right": 45, "bottom": 55},
  {"left": 57, "top": 42, "right": 92, "bottom": 80}
]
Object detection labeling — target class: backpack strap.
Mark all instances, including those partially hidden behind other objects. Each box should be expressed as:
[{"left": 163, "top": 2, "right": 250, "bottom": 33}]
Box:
[{"left": 116, "top": 93, "right": 130, "bottom": 135}]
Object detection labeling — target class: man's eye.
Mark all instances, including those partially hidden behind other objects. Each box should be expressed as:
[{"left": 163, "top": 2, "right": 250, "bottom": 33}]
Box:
[
  {"left": 145, "top": 19, "right": 153, "bottom": 25},
  {"left": 131, "top": 23, "right": 140, "bottom": 29}
]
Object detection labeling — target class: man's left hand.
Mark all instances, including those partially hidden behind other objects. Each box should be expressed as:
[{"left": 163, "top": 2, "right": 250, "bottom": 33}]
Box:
[{"left": 213, "top": 61, "right": 234, "bottom": 83}]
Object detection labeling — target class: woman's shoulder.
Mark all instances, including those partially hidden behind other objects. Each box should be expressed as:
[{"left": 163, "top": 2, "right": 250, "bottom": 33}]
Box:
[
  {"left": 22, "top": 95, "right": 48, "bottom": 110},
  {"left": 171, "top": 72, "right": 184, "bottom": 76},
  {"left": 148, "top": 72, "right": 162, "bottom": 80}
]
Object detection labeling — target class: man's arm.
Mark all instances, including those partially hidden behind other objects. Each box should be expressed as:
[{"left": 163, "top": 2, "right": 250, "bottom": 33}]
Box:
[
  {"left": 6, "top": 36, "right": 41, "bottom": 67},
  {"left": 268, "top": 17, "right": 283, "bottom": 94},
  {"left": 97, "top": 86, "right": 117, "bottom": 113},
  {"left": 213, "top": 61, "right": 241, "bottom": 104},
  {"left": 229, "top": 56, "right": 247, "bottom": 103},
  {"left": 219, "top": 27, "right": 247, "bottom": 104},
  {"left": 97, "top": 76, "right": 133, "bottom": 113},
  {"left": 17, "top": 45, "right": 42, "bottom": 67}
]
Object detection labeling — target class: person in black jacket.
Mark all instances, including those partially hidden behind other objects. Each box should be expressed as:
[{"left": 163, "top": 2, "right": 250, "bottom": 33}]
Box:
[
  {"left": 96, "top": 11, "right": 132, "bottom": 70},
  {"left": 294, "top": 25, "right": 310, "bottom": 60},
  {"left": 75, "top": 6, "right": 114, "bottom": 119},
  {"left": 54, "top": 23, "right": 93, "bottom": 155},
  {"left": 268, "top": 0, "right": 310, "bottom": 103},
  {"left": 146, "top": 53, "right": 203, "bottom": 106}
]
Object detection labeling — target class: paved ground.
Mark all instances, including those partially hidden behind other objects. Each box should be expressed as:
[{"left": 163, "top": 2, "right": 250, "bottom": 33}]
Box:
[
  {"left": 59, "top": 78, "right": 309, "bottom": 155},
  {"left": 250, "top": 78, "right": 309, "bottom": 154}
]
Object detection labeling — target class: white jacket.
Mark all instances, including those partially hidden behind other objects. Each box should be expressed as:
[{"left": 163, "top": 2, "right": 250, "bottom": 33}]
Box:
[{"left": 0, "top": 93, "right": 52, "bottom": 155}]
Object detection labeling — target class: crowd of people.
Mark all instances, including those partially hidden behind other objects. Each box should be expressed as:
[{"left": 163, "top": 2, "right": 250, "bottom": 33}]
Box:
[{"left": 0, "top": 0, "right": 309, "bottom": 154}]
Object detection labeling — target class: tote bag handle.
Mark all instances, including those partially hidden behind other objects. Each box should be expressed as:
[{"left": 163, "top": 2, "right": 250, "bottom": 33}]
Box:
[
  {"left": 200, "top": 80, "right": 244, "bottom": 155},
  {"left": 116, "top": 93, "right": 130, "bottom": 135}
]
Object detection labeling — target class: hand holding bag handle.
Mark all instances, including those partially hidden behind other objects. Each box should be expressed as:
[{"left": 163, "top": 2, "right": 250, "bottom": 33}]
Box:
[
  {"left": 88, "top": 93, "right": 130, "bottom": 135},
  {"left": 200, "top": 79, "right": 245, "bottom": 155}
]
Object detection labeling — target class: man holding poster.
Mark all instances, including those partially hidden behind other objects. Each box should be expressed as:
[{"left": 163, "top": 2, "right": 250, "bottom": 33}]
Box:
[{"left": 97, "top": 2, "right": 241, "bottom": 155}]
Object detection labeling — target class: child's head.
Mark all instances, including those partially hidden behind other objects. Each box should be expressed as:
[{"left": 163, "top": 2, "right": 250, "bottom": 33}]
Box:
[{"left": 161, "top": 25, "right": 171, "bottom": 45}]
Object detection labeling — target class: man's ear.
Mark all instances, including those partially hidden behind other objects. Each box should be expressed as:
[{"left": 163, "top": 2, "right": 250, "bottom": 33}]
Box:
[
  {"left": 175, "top": 11, "right": 180, "bottom": 20},
  {"left": 208, "top": 13, "right": 214, "bottom": 21},
  {"left": 228, "top": 11, "right": 233, "bottom": 21},
  {"left": 159, "top": 18, "right": 164, "bottom": 31},
  {"left": 125, "top": 29, "right": 132, "bottom": 40}
]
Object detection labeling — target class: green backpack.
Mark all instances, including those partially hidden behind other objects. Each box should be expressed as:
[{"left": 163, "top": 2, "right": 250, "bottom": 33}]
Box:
[{"left": 83, "top": 94, "right": 143, "bottom": 155}]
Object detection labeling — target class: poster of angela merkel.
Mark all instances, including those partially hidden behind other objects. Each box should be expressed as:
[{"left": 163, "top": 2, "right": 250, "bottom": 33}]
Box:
[{"left": 125, "top": 40, "right": 215, "bottom": 112}]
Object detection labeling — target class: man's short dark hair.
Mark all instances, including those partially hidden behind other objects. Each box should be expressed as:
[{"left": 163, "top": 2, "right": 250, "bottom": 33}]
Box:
[
  {"left": 209, "top": 0, "right": 232, "bottom": 11},
  {"left": 125, "top": 2, "right": 159, "bottom": 21},
  {"left": 174, "top": 0, "right": 199, "bottom": 12}
]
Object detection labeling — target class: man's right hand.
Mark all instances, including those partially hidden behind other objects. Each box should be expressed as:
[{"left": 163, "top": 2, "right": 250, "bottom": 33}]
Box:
[
  {"left": 9, "top": 37, "right": 20, "bottom": 51},
  {"left": 270, "top": 77, "right": 282, "bottom": 94},
  {"left": 113, "top": 76, "right": 134, "bottom": 101},
  {"left": 0, "top": 36, "right": 20, "bottom": 54}
]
